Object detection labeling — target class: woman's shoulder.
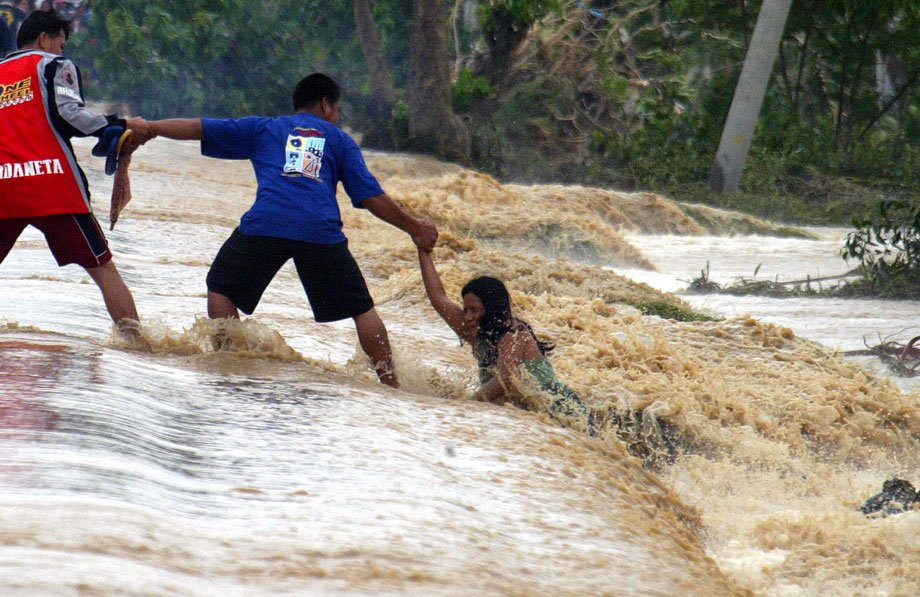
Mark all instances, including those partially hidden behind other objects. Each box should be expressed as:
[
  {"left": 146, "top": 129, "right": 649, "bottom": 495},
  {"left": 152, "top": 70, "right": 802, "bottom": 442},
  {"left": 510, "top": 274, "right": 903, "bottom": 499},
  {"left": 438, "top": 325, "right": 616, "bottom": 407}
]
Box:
[
  {"left": 506, "top": 319, "right": 535, "bottom": 335},
  {"left": 498, "top": 322, "right": 541, "bottom": 355},
  {"left": 497, "top": 322, "right": 528, "bottom": 341},
  {"left": 504, "top": 320, "right": 541, "bottom": 344}
]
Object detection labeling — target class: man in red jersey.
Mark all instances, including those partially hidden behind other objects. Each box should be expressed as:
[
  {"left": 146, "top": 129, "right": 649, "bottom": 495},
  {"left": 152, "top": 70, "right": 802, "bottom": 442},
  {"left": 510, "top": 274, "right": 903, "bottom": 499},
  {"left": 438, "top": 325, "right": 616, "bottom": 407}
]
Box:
[{"left": 0, "top": 10, "right": 152, "bottom": 336}]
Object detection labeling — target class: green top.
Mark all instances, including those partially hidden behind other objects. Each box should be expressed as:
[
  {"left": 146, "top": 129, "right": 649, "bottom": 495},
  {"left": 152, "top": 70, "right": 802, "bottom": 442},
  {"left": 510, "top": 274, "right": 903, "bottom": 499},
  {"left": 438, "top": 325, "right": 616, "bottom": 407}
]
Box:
[
  {"left": 475, "top": 336, "right": 589, "bottom": 422},
  {"left": 521, "top": 357, "right": 589, "bottom": 420}
]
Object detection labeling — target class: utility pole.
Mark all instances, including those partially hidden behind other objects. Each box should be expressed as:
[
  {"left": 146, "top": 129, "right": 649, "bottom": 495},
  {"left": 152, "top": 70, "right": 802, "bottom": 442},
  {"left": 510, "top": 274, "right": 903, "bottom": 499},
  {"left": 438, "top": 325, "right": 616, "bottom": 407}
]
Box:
[{"left": 708, "top": 0, "right": 794, "bottom": 194}]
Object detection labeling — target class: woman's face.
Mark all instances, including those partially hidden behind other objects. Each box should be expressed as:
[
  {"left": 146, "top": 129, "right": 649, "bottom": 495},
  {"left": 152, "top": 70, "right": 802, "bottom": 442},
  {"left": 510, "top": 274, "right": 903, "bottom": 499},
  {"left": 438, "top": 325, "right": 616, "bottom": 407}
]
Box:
[{"left": 462, "top": 293, "right": 485, "bottom": 334}]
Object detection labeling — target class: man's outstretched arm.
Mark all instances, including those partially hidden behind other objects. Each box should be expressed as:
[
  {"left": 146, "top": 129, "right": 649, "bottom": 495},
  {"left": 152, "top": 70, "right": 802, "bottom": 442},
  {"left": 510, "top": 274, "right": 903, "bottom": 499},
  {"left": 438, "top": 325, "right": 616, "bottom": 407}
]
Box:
[
  {"left": 362, "top": 194, "right": 438, "bottom": 252},
  {"left": 148, "top": 119, "right": 204, "bottom": 140}
]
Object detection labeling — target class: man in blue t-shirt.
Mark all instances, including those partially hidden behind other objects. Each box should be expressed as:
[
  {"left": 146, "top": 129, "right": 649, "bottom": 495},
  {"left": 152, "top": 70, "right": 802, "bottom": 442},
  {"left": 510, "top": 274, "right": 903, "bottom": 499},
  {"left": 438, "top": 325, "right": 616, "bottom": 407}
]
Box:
[{"left": 148, "top": 73, "right": 437, "bottom": 388}]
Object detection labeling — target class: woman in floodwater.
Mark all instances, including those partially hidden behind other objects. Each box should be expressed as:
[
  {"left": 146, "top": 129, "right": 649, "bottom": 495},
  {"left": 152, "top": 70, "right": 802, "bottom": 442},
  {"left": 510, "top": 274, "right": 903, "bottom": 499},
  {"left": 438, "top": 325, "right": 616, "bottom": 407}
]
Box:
[
  {"left": 417, "top": 247, "right": 592, "bottom": 430},
  {"left": 418, "top": 247, "right": 681, "bottom": 465}
]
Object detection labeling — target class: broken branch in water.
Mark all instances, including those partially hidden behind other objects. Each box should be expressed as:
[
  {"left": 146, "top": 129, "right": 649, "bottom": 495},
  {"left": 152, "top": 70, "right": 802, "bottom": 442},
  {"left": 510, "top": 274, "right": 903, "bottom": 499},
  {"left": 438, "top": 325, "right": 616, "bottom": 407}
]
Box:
[
  {"left": 683, "top": 265, "right": 860, "bottom": 297},
  {"left": 844, "top": 334, "right": 920, "bottom": 376}
]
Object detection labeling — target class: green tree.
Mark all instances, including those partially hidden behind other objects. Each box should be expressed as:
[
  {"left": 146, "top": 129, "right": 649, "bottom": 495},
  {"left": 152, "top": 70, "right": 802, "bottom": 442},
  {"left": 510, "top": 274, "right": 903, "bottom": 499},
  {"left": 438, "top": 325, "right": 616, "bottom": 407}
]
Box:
[
  {"left": 408, "top": 0, "right": 469, "bottom": 160},
  {"left": 66, "top": 0, "right": 920, "bottom": 207},
  {"left": 71, "top": 0, "right": 366, "bottom": 118},
  {"left": 475, "top": 0, "right": 559, "bottom": 82},
  {"left": 842, "top": 197, "right": 920, "bottom": 298},
  {"left": 676, "top": 0, "right": 920, "bottom": 189}
]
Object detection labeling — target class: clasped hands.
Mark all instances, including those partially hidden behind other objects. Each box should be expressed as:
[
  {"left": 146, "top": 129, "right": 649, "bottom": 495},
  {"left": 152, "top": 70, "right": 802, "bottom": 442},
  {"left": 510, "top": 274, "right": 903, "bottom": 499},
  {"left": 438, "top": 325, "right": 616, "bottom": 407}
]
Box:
[
  {"left": 412, "top": 219, "right": 439, "bottom": 253},
  {"left": 123, "top": 117, "right": 157, "bottom": 152}
]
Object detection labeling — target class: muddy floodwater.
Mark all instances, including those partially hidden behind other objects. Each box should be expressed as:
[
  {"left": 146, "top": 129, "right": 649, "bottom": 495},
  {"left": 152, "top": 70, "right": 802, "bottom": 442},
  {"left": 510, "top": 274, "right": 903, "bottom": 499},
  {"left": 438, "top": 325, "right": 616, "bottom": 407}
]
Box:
[{"left": 2, "top": 138, "right": 918, "bottom": 595}]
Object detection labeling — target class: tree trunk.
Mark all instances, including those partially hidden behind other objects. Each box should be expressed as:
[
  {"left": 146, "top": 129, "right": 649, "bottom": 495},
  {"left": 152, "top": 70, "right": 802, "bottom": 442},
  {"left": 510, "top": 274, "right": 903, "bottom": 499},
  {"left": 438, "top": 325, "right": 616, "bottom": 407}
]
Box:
[
  {"left": 353, "top": 0, "right": 396, "bottom": 112},
  {"left": 479, "top": 7, "right": 530, "bottom": 84},
  {"left": 353, "top": 0, "right": 399, "bottom": 148},
  {"left": 409, "top": 0, "right": 469, "bottom": 161},
  {"left": 876, "top": 51, "right": 906, "bottom": 116},
  {"left": 708, "top": 0, "right": 793, "bottom": 194}
]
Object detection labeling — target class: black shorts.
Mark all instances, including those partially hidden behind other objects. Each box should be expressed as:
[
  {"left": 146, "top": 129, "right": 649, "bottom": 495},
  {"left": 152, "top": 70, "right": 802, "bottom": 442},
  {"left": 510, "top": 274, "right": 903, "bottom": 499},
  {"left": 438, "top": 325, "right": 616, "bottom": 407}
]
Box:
[{"left": 206, "top": 228, "right": 374, "bottom": 322}]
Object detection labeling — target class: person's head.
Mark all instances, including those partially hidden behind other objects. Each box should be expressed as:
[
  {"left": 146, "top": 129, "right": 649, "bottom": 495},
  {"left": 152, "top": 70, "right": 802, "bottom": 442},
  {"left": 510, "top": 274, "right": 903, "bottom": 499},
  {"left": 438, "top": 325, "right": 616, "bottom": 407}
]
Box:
[
  {"left": 17, "top": 9, "right": 70, "bottom": 53},
  {"left": 461, "top": 275, "right": 555, "bottom": 360},
  {"left": 461, "top": 276, "right": 512, "bottom": 339},
  {"left": 293, "top": 73, "right": 340, "bottom": 124}
]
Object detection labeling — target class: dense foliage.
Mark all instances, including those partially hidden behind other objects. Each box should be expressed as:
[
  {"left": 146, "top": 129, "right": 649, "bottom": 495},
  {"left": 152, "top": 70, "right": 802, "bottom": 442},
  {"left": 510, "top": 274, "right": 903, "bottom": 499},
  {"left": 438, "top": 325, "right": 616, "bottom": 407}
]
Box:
[
  {"left": 71, "top": 0, "right": 919, "bottom": 227},
  {"left": 462, "top": 1, "right": 920, "bottom": 202},
  {"left": 842, "top": 197, "right": 920, "bottom": 299},
  {"left": 69, "top": 0, "right": 411, "bottom": 123}
]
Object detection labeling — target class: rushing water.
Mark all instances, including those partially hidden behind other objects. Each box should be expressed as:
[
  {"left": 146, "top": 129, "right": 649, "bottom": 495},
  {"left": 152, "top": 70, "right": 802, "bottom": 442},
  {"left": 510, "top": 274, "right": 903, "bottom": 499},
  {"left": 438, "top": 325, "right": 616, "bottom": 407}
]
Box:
[
  {"left": 615, "top": 231, "right": 920, "bottom": 394},
  {"left": 1, "top": 138, "right": 918, "bottom": 595}
]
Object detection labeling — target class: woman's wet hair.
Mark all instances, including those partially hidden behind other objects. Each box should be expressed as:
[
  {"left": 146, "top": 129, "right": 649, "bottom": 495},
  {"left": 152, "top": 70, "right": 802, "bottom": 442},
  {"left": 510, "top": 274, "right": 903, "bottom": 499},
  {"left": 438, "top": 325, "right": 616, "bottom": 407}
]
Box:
[
  {"left": 462, "top": 276, "right": 554, "bottom": 367},
  {"left": 462, "top": 276, "right": 512, "bottom": 340}
]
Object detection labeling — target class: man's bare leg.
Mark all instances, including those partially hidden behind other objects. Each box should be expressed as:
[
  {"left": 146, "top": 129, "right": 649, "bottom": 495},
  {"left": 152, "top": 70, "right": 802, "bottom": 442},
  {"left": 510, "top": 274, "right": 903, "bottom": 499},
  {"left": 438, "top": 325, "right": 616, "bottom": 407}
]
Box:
[
  {"left": 207, "top": 291, "right": 239, "bottom": 350},
  {"left": 208, "top": 291, "right": 240, "bottom": 319},
  {"left": 354, "top": 308, "right": 397, "bottom": 388},
  {"left": 85, "top": 261, "right": 140, "bottom": 337}
]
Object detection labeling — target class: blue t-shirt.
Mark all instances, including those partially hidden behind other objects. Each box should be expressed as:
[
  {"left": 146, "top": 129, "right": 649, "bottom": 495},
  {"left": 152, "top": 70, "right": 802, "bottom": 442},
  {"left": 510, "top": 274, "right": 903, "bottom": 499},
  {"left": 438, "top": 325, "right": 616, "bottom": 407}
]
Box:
[{"left": 201, "top": 114, "right": 384, "bottom": 244}]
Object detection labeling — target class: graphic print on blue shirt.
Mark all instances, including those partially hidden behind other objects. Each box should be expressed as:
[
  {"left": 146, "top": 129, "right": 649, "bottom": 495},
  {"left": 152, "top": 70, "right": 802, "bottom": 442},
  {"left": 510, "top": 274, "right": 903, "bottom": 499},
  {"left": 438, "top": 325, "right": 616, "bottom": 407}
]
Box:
[
  {"left": 201, "top": 113, "right": 384, "bottom": 245},
  {"left": 284, "top": 128, "right": 326, "bottom": 179}
]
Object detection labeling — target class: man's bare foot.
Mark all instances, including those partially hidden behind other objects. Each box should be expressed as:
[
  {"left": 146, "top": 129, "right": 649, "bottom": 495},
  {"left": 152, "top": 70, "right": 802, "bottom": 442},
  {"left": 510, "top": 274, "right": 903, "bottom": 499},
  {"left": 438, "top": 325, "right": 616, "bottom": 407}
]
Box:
[{"left": 114, "top": 319, "right": 150, "bottom": 350}]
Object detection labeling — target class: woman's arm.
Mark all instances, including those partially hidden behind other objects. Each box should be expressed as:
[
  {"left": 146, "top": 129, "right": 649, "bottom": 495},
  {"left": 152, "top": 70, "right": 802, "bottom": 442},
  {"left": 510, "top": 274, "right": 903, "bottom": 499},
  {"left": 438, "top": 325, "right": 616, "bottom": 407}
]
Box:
[
  {"left": 472, "top": 377, "right": 509, "bottom": 404},
  {"left": 473, "top": 332, "right": 537, "bottom": 405},
  {"left": 418, "top": 248, "right": 474, "bottom": 342},
  {"left": 474, "top": 332, "right": 535, "bottom": 404},
  {"left": 362, "top": 194, "right": 438, "bottom": 252}
]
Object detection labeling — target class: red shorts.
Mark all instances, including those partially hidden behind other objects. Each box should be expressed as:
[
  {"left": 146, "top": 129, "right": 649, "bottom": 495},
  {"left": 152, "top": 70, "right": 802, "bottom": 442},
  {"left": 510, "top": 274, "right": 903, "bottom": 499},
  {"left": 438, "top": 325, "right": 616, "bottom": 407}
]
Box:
[{"left": 0, "top": 213, "right": 113, "bottom": 268}]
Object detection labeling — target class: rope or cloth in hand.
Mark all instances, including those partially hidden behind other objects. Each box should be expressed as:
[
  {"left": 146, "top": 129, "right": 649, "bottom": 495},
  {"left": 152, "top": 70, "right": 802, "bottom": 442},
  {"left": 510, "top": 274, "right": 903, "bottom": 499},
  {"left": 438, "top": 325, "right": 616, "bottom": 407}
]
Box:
[{"left": 109, "top": 132, "right": 140, "bottom": 231}]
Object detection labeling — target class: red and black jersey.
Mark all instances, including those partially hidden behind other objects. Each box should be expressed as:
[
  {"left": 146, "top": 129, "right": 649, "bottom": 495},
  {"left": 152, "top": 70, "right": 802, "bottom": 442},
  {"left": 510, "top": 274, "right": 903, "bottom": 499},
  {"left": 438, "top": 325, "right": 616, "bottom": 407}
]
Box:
[{"left": 0, "top": 50, "right": 109, "bottom": 218}]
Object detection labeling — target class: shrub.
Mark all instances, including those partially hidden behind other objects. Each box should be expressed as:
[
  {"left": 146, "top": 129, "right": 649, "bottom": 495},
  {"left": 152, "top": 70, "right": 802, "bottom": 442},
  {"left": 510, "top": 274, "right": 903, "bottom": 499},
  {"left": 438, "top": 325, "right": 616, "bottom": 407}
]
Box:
[{"left": 842, "top": 197, "right": 920, "bottom": 299}]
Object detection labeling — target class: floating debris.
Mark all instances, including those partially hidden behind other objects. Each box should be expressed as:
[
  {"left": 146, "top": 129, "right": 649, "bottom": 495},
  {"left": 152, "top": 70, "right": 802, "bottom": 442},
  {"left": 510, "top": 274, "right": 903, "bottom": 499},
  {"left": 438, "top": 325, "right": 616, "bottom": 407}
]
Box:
[{"left": 845, "top": 334, "right": 920, "bottom": 377}]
